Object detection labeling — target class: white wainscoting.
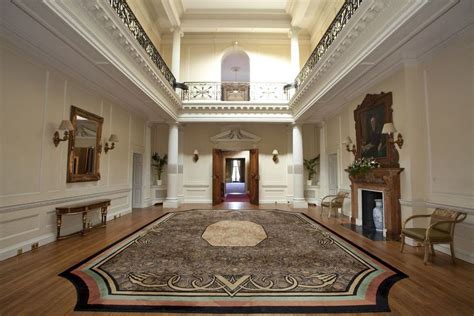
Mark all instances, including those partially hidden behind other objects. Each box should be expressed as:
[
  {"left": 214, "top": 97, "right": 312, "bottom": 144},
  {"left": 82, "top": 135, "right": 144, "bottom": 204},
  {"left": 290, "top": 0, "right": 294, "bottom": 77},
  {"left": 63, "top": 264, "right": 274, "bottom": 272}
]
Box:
[
  {"left": 183, "top": 183, "right": 212, "bottom": 204},
  {"left": 0, "top": 189, "right": 132, "bottom": 261},
  {"left": 304, "top": 185, "right": 321, "bottom": 205},
  {"left": 260, "top": 184, "right": 287, "bottom": 204}
]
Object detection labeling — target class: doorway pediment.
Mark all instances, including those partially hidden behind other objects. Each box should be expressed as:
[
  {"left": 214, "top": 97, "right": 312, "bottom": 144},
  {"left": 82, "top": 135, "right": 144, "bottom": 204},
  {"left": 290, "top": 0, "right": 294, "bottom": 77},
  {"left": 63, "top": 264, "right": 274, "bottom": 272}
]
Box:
[{"left": 211, "top": 129, "right": 261, "bottom": 151}]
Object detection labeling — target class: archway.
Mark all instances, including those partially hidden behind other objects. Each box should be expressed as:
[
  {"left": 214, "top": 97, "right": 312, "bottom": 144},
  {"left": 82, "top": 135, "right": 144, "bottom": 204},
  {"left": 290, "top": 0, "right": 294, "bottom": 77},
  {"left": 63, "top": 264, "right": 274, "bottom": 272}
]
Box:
[{"left": 221, "top": 48, "right": 250, "bottom": 101}]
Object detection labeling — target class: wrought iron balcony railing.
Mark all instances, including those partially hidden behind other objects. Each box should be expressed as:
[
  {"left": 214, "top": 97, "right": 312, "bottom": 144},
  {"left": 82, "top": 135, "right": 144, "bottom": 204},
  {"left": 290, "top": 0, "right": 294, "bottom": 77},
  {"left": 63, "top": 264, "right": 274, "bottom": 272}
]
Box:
[
  {"left": 182, "top": 82, "right": 290, "bottom": 102},
  {"left": 295, "top": 0, "right": 363, "bottom": 89},
  {"left": 108, "top": 0, "right": 176, "bottom": 88}
]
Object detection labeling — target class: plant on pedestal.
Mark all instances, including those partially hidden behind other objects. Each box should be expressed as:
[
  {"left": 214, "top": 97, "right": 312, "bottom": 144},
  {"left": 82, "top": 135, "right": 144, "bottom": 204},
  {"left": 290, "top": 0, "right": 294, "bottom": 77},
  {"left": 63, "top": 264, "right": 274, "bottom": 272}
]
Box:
[
  {"left": 304, "top": 155, "right": 320, "bottom": 186},
  {"left": 152, "top": 153, "right": 167, "bottom": 186}
]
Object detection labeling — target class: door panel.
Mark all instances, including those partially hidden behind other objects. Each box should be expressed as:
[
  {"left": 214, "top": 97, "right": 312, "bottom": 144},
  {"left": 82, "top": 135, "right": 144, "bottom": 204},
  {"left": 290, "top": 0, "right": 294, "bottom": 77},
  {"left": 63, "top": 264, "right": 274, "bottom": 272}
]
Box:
[
  {"left": 212, "top": 149, "right": 223, "bottom": 205},
  {"left": 132, "top": 153, "right": 143, "bottom": 208},
  {"left": 328, "top": 153, "right": 338, "bottom": 195},
  {"left": 249, "top": 149, "right": 259, "bottom": 205}
]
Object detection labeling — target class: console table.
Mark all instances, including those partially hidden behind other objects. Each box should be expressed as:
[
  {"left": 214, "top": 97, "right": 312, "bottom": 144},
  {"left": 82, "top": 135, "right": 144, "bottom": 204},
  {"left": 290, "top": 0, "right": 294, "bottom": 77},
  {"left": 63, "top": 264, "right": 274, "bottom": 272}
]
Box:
[{"left": 56, "top": 199, "right": 111, "bottom": 240}]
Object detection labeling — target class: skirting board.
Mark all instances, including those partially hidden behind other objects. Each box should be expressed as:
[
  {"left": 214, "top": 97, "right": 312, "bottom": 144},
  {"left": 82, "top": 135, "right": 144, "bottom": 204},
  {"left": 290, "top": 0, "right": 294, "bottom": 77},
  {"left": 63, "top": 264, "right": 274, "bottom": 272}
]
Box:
[
  {"left": 106, "top": 207, "right": 132, "bottom": 221},
  {"left": 259, "top": 199, "right": 289, "bottom": 204},
  {"left": 183, "top": 199, "right": 212, "bottom": 204},
  {"left": 1, "top": 206, "right": 131, "bottom": 262},
  {"left": 0, "top": 232, "right": 56, "bottom": 262},
  {"left": 404, "top": 237, "right": 473, "bottom": 264}
]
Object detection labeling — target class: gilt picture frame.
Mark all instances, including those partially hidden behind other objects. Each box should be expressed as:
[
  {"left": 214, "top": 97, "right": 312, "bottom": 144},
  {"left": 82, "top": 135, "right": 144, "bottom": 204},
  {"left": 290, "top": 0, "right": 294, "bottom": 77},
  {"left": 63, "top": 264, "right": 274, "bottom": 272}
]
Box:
[{"left": 354, "top": 92, "right": 399, "bottom": 167}]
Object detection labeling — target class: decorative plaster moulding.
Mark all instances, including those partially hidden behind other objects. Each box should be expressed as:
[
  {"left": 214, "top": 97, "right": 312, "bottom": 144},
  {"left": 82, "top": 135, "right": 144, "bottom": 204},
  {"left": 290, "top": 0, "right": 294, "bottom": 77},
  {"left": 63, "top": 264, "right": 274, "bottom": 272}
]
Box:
[
  {"left": 11, "top": 0, "right": 460, "bottom": 125},
  {"left": 182, "top": 101, "right": 290, "bottom": 111},
  {"left": 211, "top": 129, "right": 261, "bottom": 143},
  {"left": 180, "top": 101, "right": 293, "bottom": 123},
  {"left": 0, "top": 188, "right": 131, "bottom": 213},
  {"left": 37, "top": 0, "right": 181, "bottom": 119},
  {"left": 290, "top": 0, "right": 459, "bottom": 121}
]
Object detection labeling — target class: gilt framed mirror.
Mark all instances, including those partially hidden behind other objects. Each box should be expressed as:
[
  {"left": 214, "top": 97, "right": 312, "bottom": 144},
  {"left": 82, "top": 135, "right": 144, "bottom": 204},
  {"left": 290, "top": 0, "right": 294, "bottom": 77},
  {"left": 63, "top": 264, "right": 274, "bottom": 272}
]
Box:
[{"left": 67, "top": 106, "right": 104, "bottom": 182}]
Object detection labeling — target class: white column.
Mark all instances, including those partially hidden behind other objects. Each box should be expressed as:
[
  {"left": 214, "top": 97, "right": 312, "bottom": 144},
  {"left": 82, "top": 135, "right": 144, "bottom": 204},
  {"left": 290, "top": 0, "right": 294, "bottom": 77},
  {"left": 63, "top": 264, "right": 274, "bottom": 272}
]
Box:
[
  {"left": 292, "top": 123, "right": 308, "bottom": 208},
  {"left": 290, "top": 27, "right": 300, "bottom": 80},
  {"left": 163, "top": 123, "right": 180, "bottom": 208},
  {"left": 171, "top": 28, "right": 182, "bottom": 82},
  {"left": 286, "top": 125, "right": 294, "bottom": 203},
  {"left": 177, "top": 127, "right": 184, "bottom": 203}
]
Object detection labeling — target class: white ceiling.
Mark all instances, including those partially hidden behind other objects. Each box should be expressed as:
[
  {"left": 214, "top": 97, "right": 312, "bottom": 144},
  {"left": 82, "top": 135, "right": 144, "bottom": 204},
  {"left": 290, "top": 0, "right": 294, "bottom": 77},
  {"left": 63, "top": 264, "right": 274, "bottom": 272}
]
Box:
[
  {"left": 127, "top": 0, "right": 342, "bottom": 42},
  {"left": 181, "top": 0, "right": 288, "bottom": 11}
]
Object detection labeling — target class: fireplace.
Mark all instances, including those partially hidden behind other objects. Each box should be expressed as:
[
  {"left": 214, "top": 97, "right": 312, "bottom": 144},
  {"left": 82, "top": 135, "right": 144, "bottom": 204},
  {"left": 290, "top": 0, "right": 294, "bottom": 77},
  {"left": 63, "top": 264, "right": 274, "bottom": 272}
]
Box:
[
  {"left": 361, "top": 190, "right": 383, "bottom": 231},
  {"left": 348, "top": 168, "right": 404, "bottom": 240}
]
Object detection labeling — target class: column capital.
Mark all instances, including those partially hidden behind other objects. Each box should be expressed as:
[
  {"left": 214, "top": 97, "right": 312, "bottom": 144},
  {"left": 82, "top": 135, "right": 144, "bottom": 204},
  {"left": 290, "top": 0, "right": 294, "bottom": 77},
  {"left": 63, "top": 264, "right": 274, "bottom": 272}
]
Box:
[
  {"left": 145, "top": 121, "right": 155, "bottom": 128},
  {"left": 167, "top": 121, "right": 180, "bottom": 127},
  {"left": 288, "top": 26, "right": 301, "bottom": 38},
  {"left": 170, "top": 27, "right": 184, "bottom": 37}
]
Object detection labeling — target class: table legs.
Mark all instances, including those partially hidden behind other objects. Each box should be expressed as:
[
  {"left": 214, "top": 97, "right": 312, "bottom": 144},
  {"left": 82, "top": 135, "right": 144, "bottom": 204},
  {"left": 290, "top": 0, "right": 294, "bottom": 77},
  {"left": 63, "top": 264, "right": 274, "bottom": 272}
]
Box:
[
  {"left": 82, "top": 212, "right": 87, "bottom": 235},
  {"left": 100, "top": 207, "right": 107, "bottom": 226},
  {"left": 56, "top": 203, "right": 109, "bottom": 240},
  {"left": 56, "top": 214, "right": 62, "bottom": 239}
]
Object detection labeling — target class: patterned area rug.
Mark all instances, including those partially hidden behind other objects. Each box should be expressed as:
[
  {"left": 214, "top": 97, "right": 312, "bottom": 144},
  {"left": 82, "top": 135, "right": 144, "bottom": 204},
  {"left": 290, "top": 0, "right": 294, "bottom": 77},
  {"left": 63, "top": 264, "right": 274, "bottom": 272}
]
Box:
[{"left": 60, "top": 209, "right": 407, "bottom": 313}]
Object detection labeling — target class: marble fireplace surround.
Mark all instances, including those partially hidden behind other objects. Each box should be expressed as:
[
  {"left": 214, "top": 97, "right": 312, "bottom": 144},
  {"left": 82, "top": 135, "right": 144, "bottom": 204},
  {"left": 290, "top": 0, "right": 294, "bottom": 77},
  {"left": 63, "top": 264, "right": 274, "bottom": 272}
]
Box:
[{"left": 349, "top": 168, "right": 404, "bottom": 240}]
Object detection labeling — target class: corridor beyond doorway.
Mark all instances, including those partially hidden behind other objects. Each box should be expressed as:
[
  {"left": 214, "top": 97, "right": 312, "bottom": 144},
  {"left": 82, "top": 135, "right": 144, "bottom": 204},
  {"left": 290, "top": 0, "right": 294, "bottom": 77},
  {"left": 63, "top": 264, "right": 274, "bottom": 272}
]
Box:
[{"left": 224, "top": 156, "right": 249, "bottom": 203}]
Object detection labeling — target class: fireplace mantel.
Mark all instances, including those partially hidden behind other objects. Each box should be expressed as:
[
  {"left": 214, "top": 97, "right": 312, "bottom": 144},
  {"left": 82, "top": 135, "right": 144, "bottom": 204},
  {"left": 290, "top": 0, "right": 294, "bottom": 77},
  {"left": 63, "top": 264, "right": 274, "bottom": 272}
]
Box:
[{"left": 349, "top": 168, "right": 404, "bottom": 240}]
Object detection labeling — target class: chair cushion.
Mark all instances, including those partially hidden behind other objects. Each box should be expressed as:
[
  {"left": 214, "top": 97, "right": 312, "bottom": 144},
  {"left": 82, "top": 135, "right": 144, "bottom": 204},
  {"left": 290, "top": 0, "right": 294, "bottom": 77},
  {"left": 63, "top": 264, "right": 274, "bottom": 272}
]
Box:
[
  {"left": 402, "top": 228, "right": 452, "bottom": 242},
  {"left": 321, "top": 202, "right": 341, "bottom": 208}
]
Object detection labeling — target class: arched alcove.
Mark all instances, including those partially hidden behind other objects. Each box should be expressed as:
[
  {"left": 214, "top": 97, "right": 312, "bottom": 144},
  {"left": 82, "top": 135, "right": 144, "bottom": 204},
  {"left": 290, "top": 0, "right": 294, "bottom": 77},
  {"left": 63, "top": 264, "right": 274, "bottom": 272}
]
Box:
[{"left": 221, "top": 49, "right": 250, "bottom": 82}]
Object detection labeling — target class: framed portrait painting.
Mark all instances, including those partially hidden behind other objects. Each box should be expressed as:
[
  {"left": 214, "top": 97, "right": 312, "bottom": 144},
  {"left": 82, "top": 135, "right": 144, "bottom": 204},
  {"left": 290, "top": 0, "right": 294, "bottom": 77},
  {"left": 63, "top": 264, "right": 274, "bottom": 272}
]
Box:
[{"left": 354, "top": 92, "right": 399, "bottom": 167}]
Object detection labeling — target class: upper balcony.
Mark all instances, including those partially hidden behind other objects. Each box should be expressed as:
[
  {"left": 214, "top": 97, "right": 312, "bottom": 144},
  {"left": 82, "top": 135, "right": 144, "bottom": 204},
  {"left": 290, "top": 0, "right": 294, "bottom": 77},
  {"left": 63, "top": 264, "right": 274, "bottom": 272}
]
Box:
[
  {"left": 178, "top": 81, "right": 293, "bottom": 123},
  {"left": 8, "top": 0, "right": 465, "bottom": 123},
  {"left": 182, "top": 81, "right": 291, "bottom": 102}
]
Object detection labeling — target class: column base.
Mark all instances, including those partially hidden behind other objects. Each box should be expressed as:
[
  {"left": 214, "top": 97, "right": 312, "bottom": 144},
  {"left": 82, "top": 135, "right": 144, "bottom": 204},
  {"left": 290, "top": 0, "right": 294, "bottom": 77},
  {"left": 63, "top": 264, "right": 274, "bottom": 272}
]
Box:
[
  {"left": 163, "top": 198, "right": 180, "bottom": 209},
  {"left": 292, "top": 198, "right": 308, "bottom": 209}
]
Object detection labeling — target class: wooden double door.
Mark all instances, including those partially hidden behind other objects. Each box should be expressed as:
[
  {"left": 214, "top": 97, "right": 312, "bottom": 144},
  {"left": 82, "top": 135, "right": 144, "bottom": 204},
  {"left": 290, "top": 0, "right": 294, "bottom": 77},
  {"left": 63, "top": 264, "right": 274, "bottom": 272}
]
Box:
[{"left": 212, "top": 149, "right": 259, "bottom": 205}]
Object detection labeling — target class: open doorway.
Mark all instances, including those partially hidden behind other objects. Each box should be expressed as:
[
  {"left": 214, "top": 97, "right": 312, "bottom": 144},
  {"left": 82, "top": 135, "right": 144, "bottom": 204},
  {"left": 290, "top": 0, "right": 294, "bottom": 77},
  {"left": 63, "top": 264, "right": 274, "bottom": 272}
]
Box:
[{"left": 212, "top": 149, "right": 259, "bottom": 205}]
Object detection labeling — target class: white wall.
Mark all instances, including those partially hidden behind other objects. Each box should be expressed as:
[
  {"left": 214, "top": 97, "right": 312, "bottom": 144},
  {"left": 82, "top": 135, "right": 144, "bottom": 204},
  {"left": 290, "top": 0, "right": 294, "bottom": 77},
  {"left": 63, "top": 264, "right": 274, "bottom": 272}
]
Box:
[
  {"left": 320, "top": 28, "right": 473, "bottom": 262},
  {"left": 160, "top": 34, "right": 311, "bottom": 83},
  {"left": 150, "top": 124, "right": 294, "bottom": 204},
  {"left": 0, "top": 39, "right": 149, "bottom": 261}
]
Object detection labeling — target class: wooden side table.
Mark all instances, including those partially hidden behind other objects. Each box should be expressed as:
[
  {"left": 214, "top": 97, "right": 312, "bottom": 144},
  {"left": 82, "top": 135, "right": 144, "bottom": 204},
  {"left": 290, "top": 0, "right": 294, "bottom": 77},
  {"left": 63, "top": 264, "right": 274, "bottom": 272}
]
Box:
[{"left": 56, "top": 199, "right": 111, "bottom": 240}]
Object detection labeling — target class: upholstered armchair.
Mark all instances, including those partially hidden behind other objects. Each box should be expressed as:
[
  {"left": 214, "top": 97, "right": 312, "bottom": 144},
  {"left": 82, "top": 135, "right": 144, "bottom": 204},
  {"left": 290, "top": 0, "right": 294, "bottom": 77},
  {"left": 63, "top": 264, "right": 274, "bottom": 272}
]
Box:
[
  {"left": 400, "top": 208, "right": 467, "bottom": 264},
  {"left": 321, "top": 192, "right": 348, "bottom": 218}
]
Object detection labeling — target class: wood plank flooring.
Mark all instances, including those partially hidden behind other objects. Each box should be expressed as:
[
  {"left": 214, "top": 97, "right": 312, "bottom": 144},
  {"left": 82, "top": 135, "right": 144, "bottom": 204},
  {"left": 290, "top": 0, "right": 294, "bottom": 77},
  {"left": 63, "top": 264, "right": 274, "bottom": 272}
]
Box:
[{"left": 0, "top": 203, "right": 473, "bottom": 315}]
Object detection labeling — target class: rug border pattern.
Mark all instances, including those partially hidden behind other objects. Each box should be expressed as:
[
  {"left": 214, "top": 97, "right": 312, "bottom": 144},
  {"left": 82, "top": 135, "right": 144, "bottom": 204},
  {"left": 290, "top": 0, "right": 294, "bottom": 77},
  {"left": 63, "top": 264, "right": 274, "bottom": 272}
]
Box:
[{"left": 59, "top": 209, "right": 407, "bottom": 313}]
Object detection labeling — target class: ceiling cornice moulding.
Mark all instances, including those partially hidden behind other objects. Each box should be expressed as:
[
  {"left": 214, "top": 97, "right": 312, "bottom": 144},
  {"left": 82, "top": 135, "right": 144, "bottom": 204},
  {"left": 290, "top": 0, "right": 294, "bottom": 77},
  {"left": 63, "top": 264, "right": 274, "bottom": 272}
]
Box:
[
  {"left": 37, "top": 0, "right": 181, "bottom": 120},
  {"left": 290, "top": 0, "right": 459, "bottom": 122}
]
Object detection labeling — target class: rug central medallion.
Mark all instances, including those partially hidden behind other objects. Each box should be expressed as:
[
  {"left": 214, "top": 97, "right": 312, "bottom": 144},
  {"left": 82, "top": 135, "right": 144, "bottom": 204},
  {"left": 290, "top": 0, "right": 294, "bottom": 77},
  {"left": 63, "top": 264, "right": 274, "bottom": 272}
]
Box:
[
  {"left": 60, "top": 209, "right": 407, "bottom": 313},
  {"left": 202, "top": 220, "right": 267, "bottom": 246}
]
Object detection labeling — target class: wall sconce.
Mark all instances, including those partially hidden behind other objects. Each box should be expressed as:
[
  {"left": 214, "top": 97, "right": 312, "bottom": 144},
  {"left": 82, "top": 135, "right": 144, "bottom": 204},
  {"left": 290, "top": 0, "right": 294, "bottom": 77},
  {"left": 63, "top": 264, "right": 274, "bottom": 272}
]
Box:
[
  {"left": 272, "top": 149, "right": 279, "bottom": 163},
  {"left": 382, "top": 123, "right": 404, "bottom": 149},
  {"left": 104, "top": 134, "right": 119, "bottom": 153},
  {"left": 342, "top": 136, "right": 357, "bottom": 155},
  {"left": 193, "top": 149, "right": 199, "bottom": 162},
  {"left": 53, "top": 120, "right": 73, "bottom": 147}
]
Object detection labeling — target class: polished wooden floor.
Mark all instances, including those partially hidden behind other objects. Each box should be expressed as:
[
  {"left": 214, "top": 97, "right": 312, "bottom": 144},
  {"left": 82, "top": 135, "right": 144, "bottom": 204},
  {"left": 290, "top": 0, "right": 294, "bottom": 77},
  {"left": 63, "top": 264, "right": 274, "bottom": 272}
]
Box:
[{"left": 1, "top": 203, "right": 473, "bottom": 316}]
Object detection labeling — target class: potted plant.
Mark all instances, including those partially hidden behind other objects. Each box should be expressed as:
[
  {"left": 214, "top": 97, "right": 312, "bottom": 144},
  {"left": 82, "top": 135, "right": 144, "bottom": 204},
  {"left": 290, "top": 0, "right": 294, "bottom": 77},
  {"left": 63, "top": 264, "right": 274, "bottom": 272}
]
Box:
[
  {"left": 304, "top": 155, "right": 320, "bottom": 186},
  {"left": 152, "top": 153, "right": 167, "bottom": 186}
]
